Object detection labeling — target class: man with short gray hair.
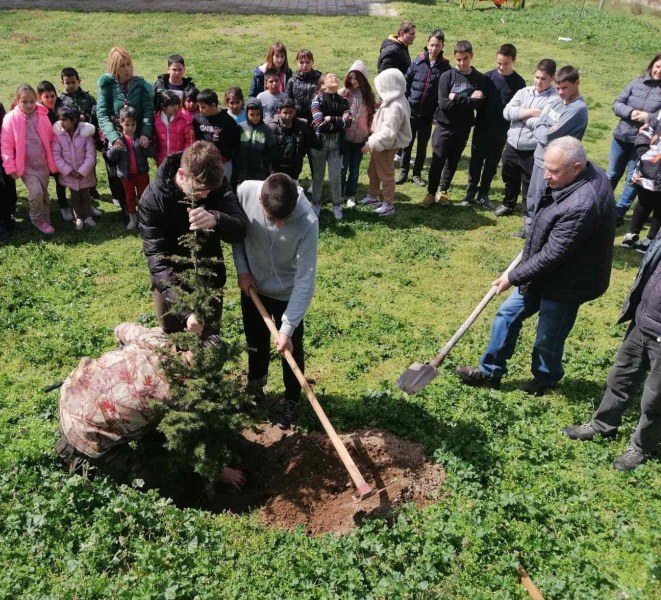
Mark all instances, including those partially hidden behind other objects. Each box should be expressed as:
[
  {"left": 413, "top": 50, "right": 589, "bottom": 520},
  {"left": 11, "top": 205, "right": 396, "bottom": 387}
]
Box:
[{"left": 456, "top": 137, "right": 615, "bottom": 395}]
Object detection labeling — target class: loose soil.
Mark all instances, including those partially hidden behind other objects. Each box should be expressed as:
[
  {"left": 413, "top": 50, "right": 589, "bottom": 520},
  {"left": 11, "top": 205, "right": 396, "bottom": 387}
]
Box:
[{"left": 200, "top": 425, "right": 446, "bottom": 536}]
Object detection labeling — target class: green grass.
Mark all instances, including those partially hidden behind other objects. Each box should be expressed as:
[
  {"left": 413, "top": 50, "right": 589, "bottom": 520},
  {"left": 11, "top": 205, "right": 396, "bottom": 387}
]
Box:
[{"left": 1, "top": 1, "right": 660, "bottom": 598}]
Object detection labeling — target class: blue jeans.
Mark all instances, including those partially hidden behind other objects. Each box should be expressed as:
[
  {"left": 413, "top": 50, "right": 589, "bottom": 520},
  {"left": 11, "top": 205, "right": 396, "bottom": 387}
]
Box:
[
  {"left": 341, "top": 140, "right": 364, "bottom": 197},
  {"left": 606, "top": 136, "right": 638, "bottom": 217},
  {"left": 479, "top": 287, "right": 580, "bottom": 386}
]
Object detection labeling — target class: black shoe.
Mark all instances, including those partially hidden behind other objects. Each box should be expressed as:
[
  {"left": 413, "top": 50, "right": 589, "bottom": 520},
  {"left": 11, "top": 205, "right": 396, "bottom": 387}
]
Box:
[
  {"left": 411, "top": 174, "right": 426, "bottom": 187},
  {"left": 455, "top": 366, "right": 500, "bottom": 389},
  {"left": 620, "top": 233, "right": 639, "bottom": 249},
  {"left": 459, "top": 189, "right": 476, "bottom": 207},
  {"left": 634, "top": 238, "right": 651, "bottom": 255},
  {"left": 395, "top": 169, "right": 409, "bottom": 185},
  {"left": 476, "top": 195, "right": 492, "bottom": 209},
  {"left": 563, "top": 422, "right": 616, "bottom": 441},
  {"left": 521, "top": 379, "right": 555, "bottom": 396},
  {"left": 245, "top": 376, "right": 267, "bottom": 399},
  {"left": 493, "top": 205, "right": 515, "bottom": 217},
  {"left": 613, "top": 447, "right": 649, "bottom": 471},
  {"left": 276, "top": 398, "right": 298, "bottom": 430}
]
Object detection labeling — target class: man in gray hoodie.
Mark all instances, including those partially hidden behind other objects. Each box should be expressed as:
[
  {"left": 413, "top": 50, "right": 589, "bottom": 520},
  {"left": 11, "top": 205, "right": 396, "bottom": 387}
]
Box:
[{"left": 233, "top": 173, "right": 319, "bottom": 429}]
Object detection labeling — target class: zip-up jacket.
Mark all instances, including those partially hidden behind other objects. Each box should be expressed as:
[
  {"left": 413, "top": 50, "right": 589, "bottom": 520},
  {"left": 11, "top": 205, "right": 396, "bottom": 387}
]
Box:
[
  {"left": 267, "top": 115, "right": 319, "bottom": 179},
  {"left": 285, "top": 69, "right": 322, "bottom": 123},
  {"left": 377, "top": 35, "right": 411, "bottom": 75},
  {"left": 405, "top": 49, "right": 451, "bottom": 119},
  {"left": 233, "top": 98, "right": 278, "bottom": 185},
  {"left": 612, "top": 74, "right": 661, "bottom": 144}
]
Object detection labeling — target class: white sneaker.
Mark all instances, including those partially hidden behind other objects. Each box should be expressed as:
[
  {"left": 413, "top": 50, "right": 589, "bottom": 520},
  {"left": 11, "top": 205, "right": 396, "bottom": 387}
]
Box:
[
  {"left": 346, "top": 197, "right": 356, "bottom": 208},
  {"left": 112, "top": 198, "right": 121, "bottom": 207},
  {"left": 394, "top": 153, "right": 402, "bottom": 164},
  {"left": 60, "top": 207, "right": 74, "bottom": 222},
  {"left": 84, "top": 217, "right": 96, "bottom": 228},
  {"left": 75, "top": 218, "right": 84, "bottom": 231},
  {"left": 307, "top": 184, "right": 313, "bottom": 194},
  {"left": 360, "top": 195, "right": 381, "bottom": 205},
  {"left": 90, "top": 205, "right": 103, "bottom": 217},
  {"left": 332, "top": 206, "right": 343, "bottom": 221},
  {"left": 126, "top": 213, "right": 138, "bottom": 231},
  {"left": 312, "top": 204, "right": 321, "bottom": 217},
  {"left": 375, "top": 203, "right": 395, "bottom": 216}
]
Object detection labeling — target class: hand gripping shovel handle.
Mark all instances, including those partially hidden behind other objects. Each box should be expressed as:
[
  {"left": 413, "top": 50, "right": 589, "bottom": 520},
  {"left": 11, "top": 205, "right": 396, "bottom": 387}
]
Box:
[
  {"left": 248, "top": 288, "right": 373, "bottom": 499},
  {"left": 429, "top": 251, "right": 523, "bottom": 369}
]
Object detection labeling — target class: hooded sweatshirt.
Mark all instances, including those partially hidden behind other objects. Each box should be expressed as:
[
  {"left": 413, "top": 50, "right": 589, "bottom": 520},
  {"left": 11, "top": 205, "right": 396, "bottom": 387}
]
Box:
[
  {"left": 342, "top": 60, "right": 374, "bottom": 144},
  {"left": 367, "top": 69, "right": 412, "bottom": 152},
  {"left": 52, "top": 121, "right": 97, "bottom": 189},
  {"left": 232, "top": 180, "right": 318, "bottom": 336},
  {"left": 234, "top": 98, "right": 278, "bottom": 185}
]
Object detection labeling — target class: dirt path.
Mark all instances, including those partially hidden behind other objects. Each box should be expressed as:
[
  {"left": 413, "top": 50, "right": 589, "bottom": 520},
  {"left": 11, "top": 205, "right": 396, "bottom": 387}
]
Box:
[{"left": 0, "top": 0, "right": 397, "bottom": 16}]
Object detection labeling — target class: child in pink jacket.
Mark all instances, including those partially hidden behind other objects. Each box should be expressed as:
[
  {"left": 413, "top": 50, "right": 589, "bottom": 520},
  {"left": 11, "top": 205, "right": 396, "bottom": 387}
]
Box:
[
  {"left": 1, "top": 83, "right": 57, "bottom": 234},
  {"left": 152, "top": 90, "right": 193, "bottom": 166},
  {"left": 52, "top": 105, "right": 97, "bottom": 230}
]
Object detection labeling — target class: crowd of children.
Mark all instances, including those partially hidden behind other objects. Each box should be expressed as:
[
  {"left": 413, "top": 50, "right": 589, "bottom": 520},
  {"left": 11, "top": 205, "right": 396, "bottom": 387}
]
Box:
[{"left": 0, "top": 33, "right": 659, "bottom": 241}]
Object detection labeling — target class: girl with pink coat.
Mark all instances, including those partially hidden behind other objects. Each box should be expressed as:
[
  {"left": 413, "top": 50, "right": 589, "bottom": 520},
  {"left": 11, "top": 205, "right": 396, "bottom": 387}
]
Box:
[
  {"left": 152, "top": 90, "right": 194, "bottom": 166},
  {"left": 52, "top": 106, "right": 97, "bottom": 230},
  {"left": 1, "top": 83, "right": 57, "bottom": 234}
]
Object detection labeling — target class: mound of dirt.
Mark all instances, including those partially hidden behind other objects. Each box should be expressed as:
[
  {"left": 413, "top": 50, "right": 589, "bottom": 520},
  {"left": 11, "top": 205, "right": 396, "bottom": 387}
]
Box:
[{"left": 202, "top": 425, "right": 445, "bottom": 535}]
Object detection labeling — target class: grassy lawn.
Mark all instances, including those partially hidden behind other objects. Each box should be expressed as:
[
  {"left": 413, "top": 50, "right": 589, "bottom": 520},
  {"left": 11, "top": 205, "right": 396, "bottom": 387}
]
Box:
[{"left": 1, "top": 1, "right": 660, "bottom": 597}]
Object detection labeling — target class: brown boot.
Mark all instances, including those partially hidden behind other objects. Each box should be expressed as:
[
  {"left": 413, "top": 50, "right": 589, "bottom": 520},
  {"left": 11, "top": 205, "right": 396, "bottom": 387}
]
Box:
[{"left": 420, "top": 193, "right": 436, "bottom": 208}]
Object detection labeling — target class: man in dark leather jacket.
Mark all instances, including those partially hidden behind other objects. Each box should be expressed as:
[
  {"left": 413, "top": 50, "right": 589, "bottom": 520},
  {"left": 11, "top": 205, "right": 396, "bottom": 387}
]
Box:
[{"left": 456, "top": 137, "right": 615, "bottom": 395}]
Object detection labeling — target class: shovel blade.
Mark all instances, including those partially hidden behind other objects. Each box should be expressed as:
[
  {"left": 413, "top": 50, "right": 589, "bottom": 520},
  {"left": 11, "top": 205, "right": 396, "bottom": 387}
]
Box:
[{"left": 396, "top": 362, "right": 439, "bottom": 395}]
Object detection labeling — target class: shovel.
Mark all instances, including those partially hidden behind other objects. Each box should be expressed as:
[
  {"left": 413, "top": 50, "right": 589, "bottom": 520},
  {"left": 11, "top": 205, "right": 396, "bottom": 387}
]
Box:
[
  {"left": 249, "top": 288, "right": 373, "bottom": 500},
  {"left": 397, "top": 252, "right": 523, "bottom": 395}
]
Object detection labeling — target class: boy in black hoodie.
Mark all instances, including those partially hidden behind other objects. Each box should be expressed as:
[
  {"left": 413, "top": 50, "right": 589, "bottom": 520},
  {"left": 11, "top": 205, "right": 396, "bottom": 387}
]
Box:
[
  {"left": 194, "top": 89, "right": 242, "bottom": 185},
  {"left": 153, "top": 54, "right": 197, "bottom": 107},
  {"left": 422, "top": 40, "right": 488, "bottom": 208},
  {"left": 268, "top": 98, "right": 319, "bottom": 181},
  {"left": 233, "top": 98, "right": 278, "bottom": 187}
]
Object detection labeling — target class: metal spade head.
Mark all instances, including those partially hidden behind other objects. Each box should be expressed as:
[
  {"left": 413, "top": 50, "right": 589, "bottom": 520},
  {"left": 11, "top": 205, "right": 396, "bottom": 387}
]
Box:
[{"left": 396, "top": 362, "right": 439, "bottom": 395}]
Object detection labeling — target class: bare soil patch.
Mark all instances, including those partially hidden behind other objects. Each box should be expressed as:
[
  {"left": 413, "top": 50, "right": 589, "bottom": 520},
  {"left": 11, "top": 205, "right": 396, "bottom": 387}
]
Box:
[{"left": 200, "top": 425, "right": 445, "bottom": 536}]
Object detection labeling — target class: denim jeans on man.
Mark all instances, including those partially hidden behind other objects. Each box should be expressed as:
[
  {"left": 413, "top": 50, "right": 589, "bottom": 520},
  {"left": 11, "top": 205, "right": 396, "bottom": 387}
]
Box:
[
  {"left": 606, "top": 137, "right": 638, "bottom": 217},
  {"left": 479, "top": 287, "right": 579, "bottom": 385}
]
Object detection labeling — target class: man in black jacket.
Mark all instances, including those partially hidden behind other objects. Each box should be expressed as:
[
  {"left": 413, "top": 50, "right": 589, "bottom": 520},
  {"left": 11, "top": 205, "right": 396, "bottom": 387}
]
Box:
[
  {"left": 377, "top": 20, "right": 416, "bottom": 75},
  {"left": 564, "top": 234, "right": 661, "bottom": 471},
  {"left": 138, "top": 141, "right": 249, "bottom": 337},
  {"left": 456, "top": 137, "right": 616, "bottom": 395}
]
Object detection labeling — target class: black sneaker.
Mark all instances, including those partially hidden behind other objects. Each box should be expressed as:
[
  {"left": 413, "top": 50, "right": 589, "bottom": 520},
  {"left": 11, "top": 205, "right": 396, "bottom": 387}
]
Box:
[
  {"left": 411, "top": 174, "right": 426, "bottom": 187},
  {"left": 634, "top": 238, "right": 651, "bottom": 255},
  {"left": 455, "top": 366, "right": 500, "bottom": 389},
  {"left": 493, "top": 205, "right": 515, "bottom": 217},
  {"left": 563, "top": 422, "right": 616, "bottom": 441},
  {"left": 520, "top": 379, "right": 555, "bottom": 396},
  {"left": 620, "top": 233, "right": 639, "bottom": 249},
  {"left": 477, "top": 195, "right": 492, "bottom": 209},
  {"left": 395, "top": 169, "right": 409, "bottom": 185},
  {"left": 276, "top": 398, "right": 298, "bottom": 430},
  {"left": 245, "top": 376, "right": 267, "bottom": 399},
  {"left": 613, "top": 447, "right": 649, "bottom": 471}
]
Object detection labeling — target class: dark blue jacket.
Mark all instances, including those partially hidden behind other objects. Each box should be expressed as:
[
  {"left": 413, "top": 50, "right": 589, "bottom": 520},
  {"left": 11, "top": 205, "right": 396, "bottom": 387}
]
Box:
[
  {"left": 509, "top": 162, "right": 616, "bottom": 304},
  {"left": 405, "top": 50, "right": 450, "bottom": 119},
  {"left": 620, "top": 234, "right": 661, "bottom": 337}
]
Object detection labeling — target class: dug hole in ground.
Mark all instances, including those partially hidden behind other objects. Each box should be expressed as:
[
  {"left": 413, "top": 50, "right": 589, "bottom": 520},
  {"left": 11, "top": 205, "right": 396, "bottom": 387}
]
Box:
[{"left": 184, "top": 425, "right": 445, "bottom": 536}]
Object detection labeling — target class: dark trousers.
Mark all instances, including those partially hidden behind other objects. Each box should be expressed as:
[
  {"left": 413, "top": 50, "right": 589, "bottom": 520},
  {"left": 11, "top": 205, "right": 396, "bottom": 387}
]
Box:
[
  {"left": 103, "top": 154, "right": 127, "bottom": 214},
  {"left": 501, "top": 143, "right": 535, "bottom": 208},
  {"left": 630, "top": 187, "right": 661, "bottom": 240},
  {"left": 467, "top": 129, "right": 507, "bottom": 196},
  {"left": 241, "top": 292, "right": 304, "bottom": 401},
  {"left": 0, "top": 172, "right": 17, "bottom": 223},
  {"left": 152, "top": 287, "right": 222, "bottom": 338},
  {"left": 427, "top": 125, "right": 470, "bottom": 195},
  {"left": 50, "top": 174, "right": 69, "bottom": 209},
  {"left": 401, "top": 114, "right": 433, "bottom": 176},
  {"left": 341, "top": 140, "right": 364, "bottom": 197},
  {"left": 592, "top": 322, "right": 661, "bottom": 454}
]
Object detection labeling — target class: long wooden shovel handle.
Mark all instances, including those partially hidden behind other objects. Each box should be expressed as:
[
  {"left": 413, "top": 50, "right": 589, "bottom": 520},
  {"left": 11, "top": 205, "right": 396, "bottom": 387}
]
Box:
[
  {"left": 248, "top": 288, "right": 372, "bottom": 498},
  {"left": 518, "top": 565, "right": 545, "bottom": 600},
  {"left": 429, "top": 251, "right": 523, "bottom": 369}
]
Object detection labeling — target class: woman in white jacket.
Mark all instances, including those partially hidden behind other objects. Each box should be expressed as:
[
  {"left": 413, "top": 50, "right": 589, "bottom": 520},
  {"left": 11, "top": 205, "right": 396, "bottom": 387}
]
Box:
[{"left": 360, "top": 69, "right": 412, "bottom": 216}]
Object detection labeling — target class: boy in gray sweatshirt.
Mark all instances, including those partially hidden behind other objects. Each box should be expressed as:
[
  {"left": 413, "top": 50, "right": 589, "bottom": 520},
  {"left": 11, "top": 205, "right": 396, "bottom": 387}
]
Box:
[
  {"left": 524, "top": 65, "right": 588, "bottom": 220},
  {"left": 232, "top": 173, "right": 319, "bottom": 429}
]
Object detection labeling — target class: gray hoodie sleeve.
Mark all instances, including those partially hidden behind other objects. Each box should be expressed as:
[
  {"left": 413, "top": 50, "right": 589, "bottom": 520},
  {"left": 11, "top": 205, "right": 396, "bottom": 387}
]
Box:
[
  {"left": 232, "top": 240, "right": 250, "bottom": 275},
  {"left": 281, "top": 221, "right": 318, "bottom": 337}
]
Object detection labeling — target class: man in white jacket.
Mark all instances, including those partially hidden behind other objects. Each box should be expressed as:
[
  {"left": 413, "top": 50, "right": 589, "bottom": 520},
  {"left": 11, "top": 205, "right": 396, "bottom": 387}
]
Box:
[{"left": 361, "top": 68, "right": 412, "bottom": 216}]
